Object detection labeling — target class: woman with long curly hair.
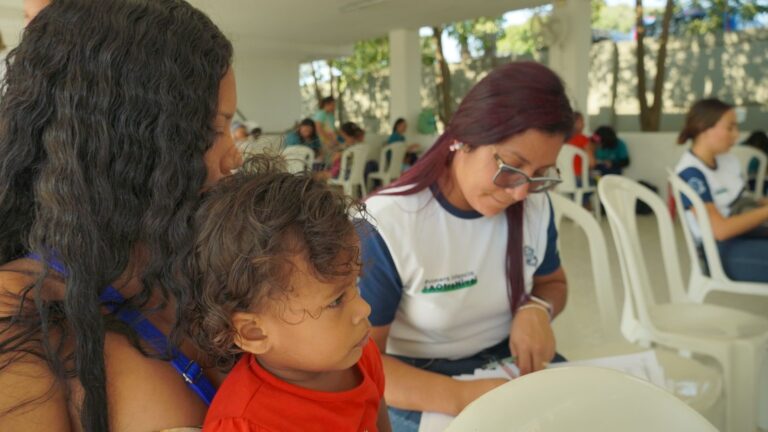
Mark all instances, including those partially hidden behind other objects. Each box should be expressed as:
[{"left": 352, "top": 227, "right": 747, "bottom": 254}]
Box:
[{"left": 0, "top": 0, "right": 239, "bottom": 430}]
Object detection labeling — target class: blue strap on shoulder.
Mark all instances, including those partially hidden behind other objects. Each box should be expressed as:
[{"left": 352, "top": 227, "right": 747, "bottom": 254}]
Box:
[{"left": 29, "top": 254, "right": 217, "bottom": 405}]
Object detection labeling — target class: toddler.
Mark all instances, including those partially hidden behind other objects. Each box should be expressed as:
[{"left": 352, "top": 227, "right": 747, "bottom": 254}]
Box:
[{"left": 186, "top": 156, "right": 390, "bottom": 431}]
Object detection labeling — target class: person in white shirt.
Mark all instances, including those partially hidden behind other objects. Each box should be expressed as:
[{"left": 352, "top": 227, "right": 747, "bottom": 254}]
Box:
[
  {"left": 358, "top": 61, "right": 572, "bottom": 431},
  {"left": 675, "top": 98, "right": 768, "bottom": 283}
]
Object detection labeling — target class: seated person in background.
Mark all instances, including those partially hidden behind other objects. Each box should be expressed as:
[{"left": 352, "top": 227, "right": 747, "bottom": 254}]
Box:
[
  {"left": 327, "top": 121, "right": 366, "bottom": 178},
  {"left": 567, "top": 111, "right": 594, "bottom": 178},
  {"left": 285, "top": 117, "right": 322, "bottom": 156},
  {"left": 237, "top": 121, "right": 264, "bottom": 155},
  {"left": 232, "top": 121, "right": 250, "bottom": 146},
  {"left": 742, "top": 130, "right": 768, "bottom": 194},
  {"left": 675, "top": 98, "right": 768, "bottom": 283},
  {"left": 188, "top": 157, "right": 391, "bottom": 431},
  {"left": 590, "top": 125, "right": 630, "bottom": 176},
  {"left": 339, "top": 121, "right": 366, "bottom": 146},
  {"left": 247, "top": 121, "right": 262, "bottom": 141},
  {"left": 388, "top": 117, "right": 422, "bottom": 167}
]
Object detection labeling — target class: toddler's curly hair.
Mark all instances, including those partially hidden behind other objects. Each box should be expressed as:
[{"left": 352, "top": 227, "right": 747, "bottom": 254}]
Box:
[{"left": 184, "top": 155, "right": 365, "bottom": 370}]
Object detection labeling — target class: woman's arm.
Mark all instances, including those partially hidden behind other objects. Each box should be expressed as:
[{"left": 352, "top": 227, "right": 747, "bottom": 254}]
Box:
[
  {"left": 509, "top": 267, "right": 567, "bottom": 375},
  {"left": 371, "top": 326, "right": 507, "bottom": 416},
  {"left": 699, "top": 203, "right": 768, "bottom": 240}
]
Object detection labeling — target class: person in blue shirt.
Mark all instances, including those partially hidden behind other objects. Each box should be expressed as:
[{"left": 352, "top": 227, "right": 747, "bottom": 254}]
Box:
[
  {"left": 590, "top": 125, "right": 629, "bottom": 177},
  {"left": 388, "top": 118, "right": 407, "bottom": 144},
  {"left": 387, "top": 118, "right": 421, "bottom": 167},
  {"left": 313, "top": 96, "right": 338, "bottom": 152},
  {"left": 285, "top": 118, "right": 321, "bottom": 156}
]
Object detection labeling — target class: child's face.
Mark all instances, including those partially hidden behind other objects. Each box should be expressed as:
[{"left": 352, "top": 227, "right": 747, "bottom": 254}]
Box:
[{"left": 255, "top": 254, "right": 371, "bottom": 378}]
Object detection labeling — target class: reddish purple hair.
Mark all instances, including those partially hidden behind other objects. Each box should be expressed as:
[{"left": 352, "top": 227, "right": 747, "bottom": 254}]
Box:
[{"left": 380, "top": 61, "right": 573, "bottom": 313}]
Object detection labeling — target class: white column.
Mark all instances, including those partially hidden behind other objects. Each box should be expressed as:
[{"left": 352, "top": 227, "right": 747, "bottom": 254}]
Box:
[
  {"left": 548, "top": 0, "right": 592, "bottom": 124},
  {"left": 388, "top": 28, "right": 422, "bottom": 132}
]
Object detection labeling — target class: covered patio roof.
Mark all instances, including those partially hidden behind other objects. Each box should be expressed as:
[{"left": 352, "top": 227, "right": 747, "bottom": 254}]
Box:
[{"left": 190, "top": 0, "right": 549, "bottom": 59}]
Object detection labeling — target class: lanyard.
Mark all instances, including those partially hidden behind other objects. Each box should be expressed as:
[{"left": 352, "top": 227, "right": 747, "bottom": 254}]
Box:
[{"left": 28, "top": 253, "right": 217, "bottom": 405}]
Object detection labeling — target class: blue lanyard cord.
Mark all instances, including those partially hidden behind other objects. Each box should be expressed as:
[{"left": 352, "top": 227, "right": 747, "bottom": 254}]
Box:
[{"left": 28, "top": 253, "right": 217, "bottom": 405}]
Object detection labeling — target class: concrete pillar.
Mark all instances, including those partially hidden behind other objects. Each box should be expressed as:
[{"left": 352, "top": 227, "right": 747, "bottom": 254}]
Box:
[
  {"left": 388, "top": 28, "right": 422, "bottom": 133},
  {"left": 548, "top": 0, "right": 592, "bottom": 125}
]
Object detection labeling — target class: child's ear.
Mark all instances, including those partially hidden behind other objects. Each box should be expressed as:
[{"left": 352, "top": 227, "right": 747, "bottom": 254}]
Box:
[{"left": 232, "top": 312, "right": 271, "bottom": 355}]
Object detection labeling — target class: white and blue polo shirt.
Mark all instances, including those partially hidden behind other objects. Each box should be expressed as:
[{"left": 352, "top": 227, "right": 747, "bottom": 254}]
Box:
[
  {"left": 675, "top": 150, "right": 745, "bottom": 240},
  {"left": 357, "top": 185, "right": 560, "bottom": 360}
]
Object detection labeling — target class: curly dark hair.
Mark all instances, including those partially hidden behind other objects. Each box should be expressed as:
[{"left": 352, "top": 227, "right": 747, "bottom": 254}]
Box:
[
  {"left": 0, "top": 0, "right": 232, "bottom": 430},
  {"left": 185, "top": 155, "right": 365, "bottom": 371}
]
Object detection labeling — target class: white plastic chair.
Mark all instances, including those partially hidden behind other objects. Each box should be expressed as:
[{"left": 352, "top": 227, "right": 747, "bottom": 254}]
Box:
[
  {"left": 328, "top": 144, "right": 368, "bottom": 199},
  {"left": 550, "top": 193, "right": 722, "bottom": 417},
  {"left": 281, "top": 145, "right": 315, "bottom": 174},
  {"left": 599, "top": 175, "right": 768, "bottom": 432},
  {"left": 367, "top": 142, "right": 407, "bottom": 191},
  {"left": 555, "top": 144, "right": 601, "bottom": 221},
  {"left": 731, "top": 145, "right": 767, "bottom": 198},
  {"left": 668, "top": 173, "right": 768, "bottom": 304},
  {"left": 445, "top": 367, "right": 718, "bottom": 432}
]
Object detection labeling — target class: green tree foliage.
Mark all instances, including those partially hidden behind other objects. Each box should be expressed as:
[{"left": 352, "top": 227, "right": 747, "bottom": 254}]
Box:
[
  {"left": 497, "top": 23, "right": 537, "bottom": 55},
  {"left": 677, "top": 0, "right": 768, "bottom": 34},
  {"left": 593, "top": 3, "right": 636, "bottom": 33},
  {"left": 445, "top": 17, "right": 506, "bottom": 65},
  {"left": 334, "top": 37, "right": 390, "bottom": 91}
]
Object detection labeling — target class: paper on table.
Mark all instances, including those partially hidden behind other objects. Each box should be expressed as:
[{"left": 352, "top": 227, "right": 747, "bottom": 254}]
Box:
[{"left": 417, "top": 350, "right": 666, "bottom": 432}]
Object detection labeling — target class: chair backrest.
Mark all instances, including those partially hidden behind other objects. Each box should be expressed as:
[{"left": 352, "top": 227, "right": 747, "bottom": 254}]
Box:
[
  {"left": 556, "top": 144, "right": 590, "bottom": 193},
  {"left": 281, "top": 145, "right": 315, "bottom": 174},
  {"left": 598, "top": 175, "right": 689, "bottom": 340},
  {"left": 731, "top": 145, "right": 767, "bottom": 197},
  {"left": 338, "top": 144, "right": 368, "bottom": 184},
  {"left": 668, "top": 173, "right": 729, "bottom": 283},
  {"left": 445, "top": 367, "right": 717, "bottom": 432},
  {"left": 362, "top": 139, "right": 384, "bottom": 164},
  {"left": 379, "top": 142, "right": 407, "bottom": 181},
  {"left": 550, "top": 193, "right": 619, "bottom": 333}
]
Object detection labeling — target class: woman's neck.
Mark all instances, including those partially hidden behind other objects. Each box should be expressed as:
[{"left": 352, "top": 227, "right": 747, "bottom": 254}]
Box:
[
  {"left": 691, "top": 140, "right": 718, "bottom": 168},
  {"left": 437, "top": 169, "right": 472, "bottom": 211}
]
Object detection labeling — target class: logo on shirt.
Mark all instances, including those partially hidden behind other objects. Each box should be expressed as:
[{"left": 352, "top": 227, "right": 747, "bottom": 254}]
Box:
[
  {"left": 422, "top": 272, "right": 478, "bottom": 294},
  {"left": 687, "top": 177, "right": 707, "bottom": 195},
  {"left": 524, "top": 245, "right": 538, "bottom": 267}
]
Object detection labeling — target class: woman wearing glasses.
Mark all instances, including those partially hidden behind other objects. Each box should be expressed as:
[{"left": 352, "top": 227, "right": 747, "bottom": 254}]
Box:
[{"left": 357, "top": 62, "right": 572, "bottom": 431}]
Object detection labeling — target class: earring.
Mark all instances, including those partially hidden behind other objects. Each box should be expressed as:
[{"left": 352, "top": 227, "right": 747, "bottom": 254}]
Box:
[{"left": 449, "top": 142, "right": 465, "bottom": 152}]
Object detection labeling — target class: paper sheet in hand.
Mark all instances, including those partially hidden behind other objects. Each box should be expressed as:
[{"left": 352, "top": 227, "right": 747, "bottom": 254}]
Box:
[{"left": 417, "top": 350, "right": 666, "bottom": 432}]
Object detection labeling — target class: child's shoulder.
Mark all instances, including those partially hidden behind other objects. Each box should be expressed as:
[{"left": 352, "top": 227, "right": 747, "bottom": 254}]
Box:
[
  {"left": 358, "top": 339, "right": 385, "bottom": 395},
  {"left": 205, "top": 354, "right": 263, "bottom": 422}
]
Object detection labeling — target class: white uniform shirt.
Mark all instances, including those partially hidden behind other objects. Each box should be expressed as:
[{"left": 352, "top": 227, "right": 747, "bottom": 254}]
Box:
[
  {"left": 675, "top": 150, "right": 744, "bottom": 240},
  {"left": 358, "top": 186, "right": 560, "bottom": 360}
]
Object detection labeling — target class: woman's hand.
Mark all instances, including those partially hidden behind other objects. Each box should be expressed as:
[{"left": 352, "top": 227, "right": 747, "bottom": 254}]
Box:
[{"left": 509, "top": 305, "right": 555, "bottom": 376}]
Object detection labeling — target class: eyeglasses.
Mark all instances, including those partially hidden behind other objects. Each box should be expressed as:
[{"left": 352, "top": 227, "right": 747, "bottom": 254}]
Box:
[{"left": 493, "top": 154, "right": 561, "bottom": 193}]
